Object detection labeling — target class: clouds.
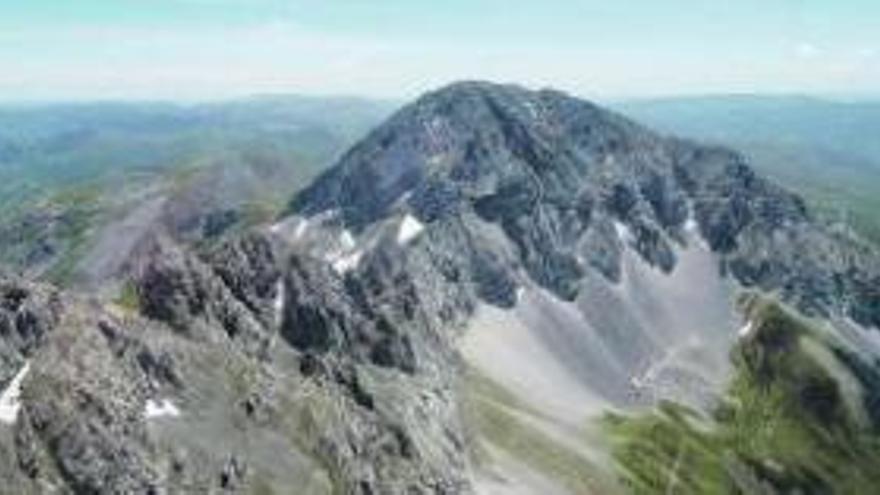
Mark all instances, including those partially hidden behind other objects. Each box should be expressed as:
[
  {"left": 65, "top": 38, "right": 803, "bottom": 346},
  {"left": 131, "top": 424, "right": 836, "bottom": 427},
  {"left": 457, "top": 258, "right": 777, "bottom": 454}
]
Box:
[{"left": 796, "top": 42, "right": 822, "bottom": 59}]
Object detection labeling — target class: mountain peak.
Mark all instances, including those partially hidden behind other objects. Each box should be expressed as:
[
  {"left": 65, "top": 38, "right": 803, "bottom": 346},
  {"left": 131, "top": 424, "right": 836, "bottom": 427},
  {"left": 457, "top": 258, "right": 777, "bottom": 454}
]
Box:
[
  {"left": 288, "top": 82, "right": 878, "bottom": 328},
  {"left": 291, "top": 80, "right": 651, "bottom": 228}
]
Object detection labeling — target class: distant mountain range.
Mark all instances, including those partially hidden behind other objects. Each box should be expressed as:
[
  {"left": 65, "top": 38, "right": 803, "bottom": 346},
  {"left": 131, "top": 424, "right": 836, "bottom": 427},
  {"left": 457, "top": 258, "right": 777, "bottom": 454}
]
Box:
[{"left": 0, "top": 96, "right": 395, "bottom": 286}]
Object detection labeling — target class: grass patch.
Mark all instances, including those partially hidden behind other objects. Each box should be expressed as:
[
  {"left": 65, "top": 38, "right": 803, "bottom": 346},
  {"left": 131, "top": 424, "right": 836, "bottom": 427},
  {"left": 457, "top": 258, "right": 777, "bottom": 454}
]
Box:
[
  {"left": 605, "top": 299, "right": 880, "bottom": 494},
  {"left": 113, "top": 279, "right": 142, "bottom": 314}
]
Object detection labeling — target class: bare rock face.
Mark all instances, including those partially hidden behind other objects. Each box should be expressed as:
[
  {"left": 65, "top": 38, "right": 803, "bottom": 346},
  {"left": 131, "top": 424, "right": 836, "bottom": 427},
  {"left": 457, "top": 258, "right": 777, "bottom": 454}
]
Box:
[
  {"left": 292, "top": 81, "right": 880, "bottom": 328},
  {"left": 280, "top": 254, "right": 373, "bottom": 357},
  {"left": 0, "top": 271, "right": 186, "bottom": 494},
  {"left": 0, "top": 278, "right": 60, "bottom": 372},
  {"left": 124, "top": 227, "right": 474, "bottom": 494},
  {"left": 20, "top": 316, "right": 160, "bottom": 494},
  {"left": 130, "top": 232, "right": 275, "bottom": 357},
  {"left": 671, "top": 146, "right": 879, "bottom": 326}
]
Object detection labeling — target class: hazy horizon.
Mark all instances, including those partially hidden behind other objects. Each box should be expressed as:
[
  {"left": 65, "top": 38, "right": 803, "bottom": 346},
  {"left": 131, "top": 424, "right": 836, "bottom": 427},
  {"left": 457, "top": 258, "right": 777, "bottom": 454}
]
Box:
[
  {"left": 1, "top": 87, "right": 879, "bottom": 108},
  {"left": 2, "top": 1, "right": 878, "bottom": 102}
]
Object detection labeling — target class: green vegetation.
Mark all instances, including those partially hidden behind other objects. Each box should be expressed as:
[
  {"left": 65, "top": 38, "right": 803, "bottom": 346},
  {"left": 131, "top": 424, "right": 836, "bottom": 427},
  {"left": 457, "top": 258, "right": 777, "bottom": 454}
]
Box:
[
  {"left": 0, "top": 182, "right": 103, "bottom": 285},
  {"left": 113, "top": 279, "right": 141, "bottom": 313},
  {"left": 41, "top": 186, "right": 104, "bottom": 285},
  {"left": 605, "top": 298, "right": 880, "bottom": 494}
]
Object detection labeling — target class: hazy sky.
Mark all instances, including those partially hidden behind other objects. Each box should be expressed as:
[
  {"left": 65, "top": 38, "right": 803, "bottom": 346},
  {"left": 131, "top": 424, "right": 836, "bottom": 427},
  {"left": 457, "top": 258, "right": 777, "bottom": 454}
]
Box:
[{"left": 1, "top": 0, "right": 878, "bottom": 101}]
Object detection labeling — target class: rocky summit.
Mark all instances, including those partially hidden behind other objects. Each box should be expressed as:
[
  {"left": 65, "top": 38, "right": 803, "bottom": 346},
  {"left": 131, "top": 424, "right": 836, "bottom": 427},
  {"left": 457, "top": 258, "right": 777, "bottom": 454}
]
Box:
[
  {"left": 294, "top": 81, "right": 879, "bottom": 326},
  {"left": 0, "top": 81, "right": 879, "bottom": 494}
]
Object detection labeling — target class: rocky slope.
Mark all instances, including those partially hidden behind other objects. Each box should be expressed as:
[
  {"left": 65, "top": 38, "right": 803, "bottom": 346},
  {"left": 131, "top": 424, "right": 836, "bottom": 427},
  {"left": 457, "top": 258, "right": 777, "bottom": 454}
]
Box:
[
  {"left": 0, "top": 81, "right": 878, "bottom": 494},
  {"left": 285, "top": 81, "right": 880, "bottom": 491},
  {"left": 293, "top": 81, "right": 879, "bottom": 327}
]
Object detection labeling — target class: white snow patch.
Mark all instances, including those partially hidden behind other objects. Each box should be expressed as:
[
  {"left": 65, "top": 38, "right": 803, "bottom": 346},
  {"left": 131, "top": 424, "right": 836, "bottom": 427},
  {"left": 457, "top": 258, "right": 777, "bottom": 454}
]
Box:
[
  {"left": 339, "top": 230, "right": 356, "bottom": 251},
  {"left": 397, "top": 215, "right": 425, "bottom": 245},
  {"left": 274, "top": 280, "right": 285, "bottom": 323},
  {"left": 738, "top": 321, "right": 755, "bottom": 338},
  {"left": 268, "top": 216, "right": 295, "bottom": 235},
  {"left": 293, "top": 219, "right": 309, "bottom": 239},
  {"left": 684, "top": 213, "right": 711, "bottom": 250},
  {"left": 0, "top": 362, "right": 30, "bottom": 425},
  {"left": 324, "top": 229, "right": 362, "bottom": 274},
  {"left": 683, "top": 204, "right": 711, "bottom": 250},
  {"left": 267, "top": 217, "right": 310, "bottom": 242},
  {"left": 145, "top": 399, "right": 180, "bottom": 419},
  {"left": 614, "top": 221, "right": 634, "bottom": 244},
  {"left": 332, "top": 250, "right": 363, "bottom": 274},
  {"left": 427, "top": 154, "right": 446, "bottom": 166}
]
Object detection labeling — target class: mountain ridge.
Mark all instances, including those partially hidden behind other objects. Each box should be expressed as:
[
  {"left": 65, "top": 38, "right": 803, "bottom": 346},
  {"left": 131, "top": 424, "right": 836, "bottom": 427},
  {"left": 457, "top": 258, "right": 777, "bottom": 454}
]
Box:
[
  {"left": 0, "top": 81, "right": 878, "bottom": 494},
  {"left": 291, "top": 81, "right": 879, "bottom": 327}
]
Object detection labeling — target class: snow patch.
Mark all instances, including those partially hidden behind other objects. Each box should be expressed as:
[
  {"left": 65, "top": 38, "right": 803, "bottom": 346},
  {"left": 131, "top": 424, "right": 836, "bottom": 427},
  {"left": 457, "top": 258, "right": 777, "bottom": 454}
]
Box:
[
  {"left": 738, "top": 321, "right": 755, "bottom": 338},
  {"left": 339, "top": 230, "right": 356, "bottom": 251},
  {"left": 332, "top": 250, "right": 363, "bottom": 274},
  {"left": 274, "top": 280, "right": 285, "bottom": 323},
  {"left": 145, "top": 398, "right": 180, "bottom": 419},
  {"left": 684, "top": 217, "right": 710, "bottom": 250},
  {"left": 683, "top": 205, "right": 711, "bottom": 250},
  {"left": 293, "top": 219, "right": 309, "bottom": 239},
  {"left": 0, "top": 362, "right": 30, "bottom": 425},
  {"left": 325, "top": 229, "right": 362, "bottom": 274},
  {"left": 397, "top": 215, "right": 425, "bottom": 245},
  {"left": 614, "top": 221, "right": 634, "bottom": 244}
]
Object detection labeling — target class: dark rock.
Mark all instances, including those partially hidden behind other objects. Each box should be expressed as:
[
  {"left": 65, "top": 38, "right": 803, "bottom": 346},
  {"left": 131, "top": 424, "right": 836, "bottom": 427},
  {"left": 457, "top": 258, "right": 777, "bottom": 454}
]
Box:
[
  {"left": 129, "top": 233, "right": 272, "bottom": 356},
  {"left": 219, "top": 455, "right": 247, "bottom": 490},
  {"left": 293, "top": 81, "right": 880, "bottom": 327}
]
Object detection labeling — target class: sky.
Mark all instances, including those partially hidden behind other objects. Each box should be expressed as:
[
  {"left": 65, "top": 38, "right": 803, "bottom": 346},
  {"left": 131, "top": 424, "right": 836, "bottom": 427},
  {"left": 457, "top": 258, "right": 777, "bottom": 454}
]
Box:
[{"left": 0, "top": 0, "right": 878, "bottom": 101}]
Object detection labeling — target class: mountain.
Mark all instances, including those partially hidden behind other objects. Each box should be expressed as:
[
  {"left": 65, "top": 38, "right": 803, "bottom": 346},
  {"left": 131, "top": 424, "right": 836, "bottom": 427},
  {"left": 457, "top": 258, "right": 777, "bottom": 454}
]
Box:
[
  {"left": 0, "top": 82, "right": 878, "bottom": 494},
  {"left": 293, "top": 83, "right": 879, "bottom": 327},
  {"left": 615, "top": 95, "right": 880, "bottom": 242}
]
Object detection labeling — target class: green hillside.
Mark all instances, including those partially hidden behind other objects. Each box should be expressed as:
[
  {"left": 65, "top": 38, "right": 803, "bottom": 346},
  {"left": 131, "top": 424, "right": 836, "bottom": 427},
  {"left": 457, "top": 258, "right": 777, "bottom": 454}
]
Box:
[{"left": 606, "top": 296, "right": 880, "bottom": 494}]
